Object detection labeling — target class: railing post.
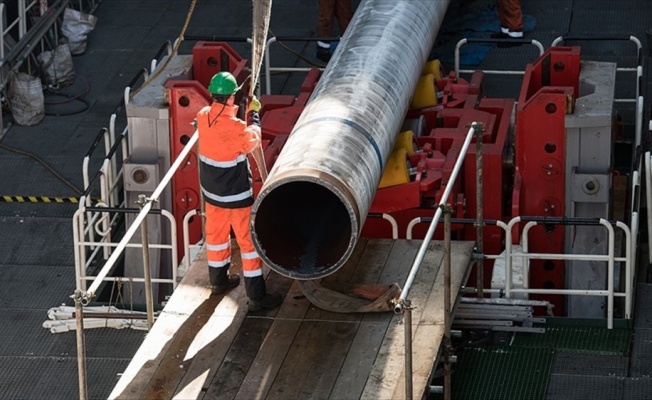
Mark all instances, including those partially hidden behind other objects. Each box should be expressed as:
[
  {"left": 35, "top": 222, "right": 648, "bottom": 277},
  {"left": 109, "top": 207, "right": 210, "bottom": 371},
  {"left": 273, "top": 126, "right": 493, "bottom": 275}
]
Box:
[
  {"left": 74, "top": 290, "right": 88, "bottom": 400},
  {"left": 18, "top": 0, "right": 25, "bottom": 38},
  {"left": 474, "top": 122, "right": 484, "bottom": 298},
  {"left": 443, "top": 204, "right": 453, "bottom": 400},
  {"left": 403, "top": 299, "right": 413, "bottom": 400},
  {"left": 137, "top": 194, "right": 155, "bottom": 330}
]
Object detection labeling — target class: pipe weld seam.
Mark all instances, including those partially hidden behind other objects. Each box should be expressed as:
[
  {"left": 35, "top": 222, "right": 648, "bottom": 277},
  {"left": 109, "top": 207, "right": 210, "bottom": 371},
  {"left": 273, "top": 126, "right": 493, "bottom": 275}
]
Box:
[{"left": 294, "top": 116, "right": 383, "bottom": 171}]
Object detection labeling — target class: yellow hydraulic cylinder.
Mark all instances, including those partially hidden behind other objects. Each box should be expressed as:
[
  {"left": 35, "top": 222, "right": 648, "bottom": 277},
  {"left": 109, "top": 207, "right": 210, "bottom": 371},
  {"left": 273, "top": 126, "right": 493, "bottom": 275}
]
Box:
[
  {"left": 411, "top": 73, "right": 438, "bottom": 109},
  {"left": 379, "top": 130, "right": 416, "bottom": 188}
]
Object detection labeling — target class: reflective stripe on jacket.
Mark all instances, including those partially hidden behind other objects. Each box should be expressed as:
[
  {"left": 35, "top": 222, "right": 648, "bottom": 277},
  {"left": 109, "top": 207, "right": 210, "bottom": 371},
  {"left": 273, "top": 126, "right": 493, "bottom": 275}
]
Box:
[{"left": 197, "top": 102, "right": 260, "bottom": 208}]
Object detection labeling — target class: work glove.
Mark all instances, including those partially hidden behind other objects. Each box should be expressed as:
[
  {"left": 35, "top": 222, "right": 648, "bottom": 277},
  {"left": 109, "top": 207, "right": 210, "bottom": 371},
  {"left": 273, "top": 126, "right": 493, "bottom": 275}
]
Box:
[{"left": 247, "top": 96, "right": 261, "bottom": 113}]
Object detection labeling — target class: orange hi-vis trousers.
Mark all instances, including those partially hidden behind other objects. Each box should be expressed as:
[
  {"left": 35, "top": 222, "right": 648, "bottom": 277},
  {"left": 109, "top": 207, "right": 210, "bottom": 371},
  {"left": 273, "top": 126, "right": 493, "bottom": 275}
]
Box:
[{"left": 205, "top": 203, "right": 262, "bottom": 279}]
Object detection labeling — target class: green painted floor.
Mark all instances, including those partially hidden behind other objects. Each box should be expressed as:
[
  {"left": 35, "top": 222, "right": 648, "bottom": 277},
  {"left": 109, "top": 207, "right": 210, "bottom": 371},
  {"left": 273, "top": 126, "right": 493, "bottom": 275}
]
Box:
[{"left": 429, "top": 319, "right": 633, "bottom": 400}]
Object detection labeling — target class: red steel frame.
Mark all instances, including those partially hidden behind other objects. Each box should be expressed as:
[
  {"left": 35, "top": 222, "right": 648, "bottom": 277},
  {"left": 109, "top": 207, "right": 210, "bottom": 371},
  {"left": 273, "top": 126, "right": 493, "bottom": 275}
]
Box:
[{"left": 514, "top": 46, "right": 581, "bottom": 315}]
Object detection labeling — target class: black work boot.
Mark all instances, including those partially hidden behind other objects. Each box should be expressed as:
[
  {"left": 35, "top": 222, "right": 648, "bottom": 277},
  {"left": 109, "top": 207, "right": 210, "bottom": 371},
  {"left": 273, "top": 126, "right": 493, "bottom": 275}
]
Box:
[
  {"left": 245, "top": 275, "right": 282, "bottom": 312},
  {"left": 209, "top": 264, "right": 240, "bottom": 295},
  {"left": 211, "top": 275, "right": 240, "bottom": 295},
  {"left": 316, "top": 41, "right": 331, "bottom": 62},
  {"left": 248, "top": 292, "right": 283, "bottom": 312}
]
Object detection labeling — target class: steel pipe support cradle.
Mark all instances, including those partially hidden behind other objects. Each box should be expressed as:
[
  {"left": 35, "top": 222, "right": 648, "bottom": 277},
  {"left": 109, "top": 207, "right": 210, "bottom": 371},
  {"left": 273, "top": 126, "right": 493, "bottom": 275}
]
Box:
[{"left": 251, "top": 0, "right": 451, "bottom": 280}]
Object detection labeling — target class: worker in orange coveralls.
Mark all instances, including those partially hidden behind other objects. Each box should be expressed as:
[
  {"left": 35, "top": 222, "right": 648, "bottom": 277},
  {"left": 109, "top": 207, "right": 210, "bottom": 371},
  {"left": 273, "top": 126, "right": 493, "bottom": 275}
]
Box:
[
  {"left": 316, "top": 0, "right": 354, "bottom": 62},
  {"left": 196, "top": 71, "right": 282, "bottom": 312},
  {"left": 496, "top": 0, "right": 524, "bottom": 38}
]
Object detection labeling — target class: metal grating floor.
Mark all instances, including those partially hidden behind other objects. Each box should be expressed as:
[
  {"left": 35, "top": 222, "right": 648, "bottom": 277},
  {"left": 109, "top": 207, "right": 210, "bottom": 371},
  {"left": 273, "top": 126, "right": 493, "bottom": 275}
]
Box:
[
  {"left": 512, "top": 325, "right": 632, "bottom": 357},
  {"left": 430, "top": 324, "right": 635, "bottom": 400},
  {"left": 448, "top": 346, "right": 554, "bottom": 400},
  {"left": 550, "top": 353, "right": 628, "bottom": 376},
  {"left": 545, "top": 374, "right": 625, "bottom": 400}
]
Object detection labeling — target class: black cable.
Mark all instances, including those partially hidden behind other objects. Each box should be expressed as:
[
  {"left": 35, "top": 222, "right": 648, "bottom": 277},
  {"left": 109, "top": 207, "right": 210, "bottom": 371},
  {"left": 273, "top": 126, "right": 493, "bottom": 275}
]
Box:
[
  {"left": 44, "top": 94, "right": 90, "bottom": 116},
  {"left": 44, "top": 73, "right": 91, "bottom": 116},
  {"left": 1, "top": 69, "right": 90, "bottom": 196},
  {"left": 268, "top": 29, "right": 327, "bottom": 69},
  {"left": 0, "top": 142, "right": 83, "bottom": 195}
]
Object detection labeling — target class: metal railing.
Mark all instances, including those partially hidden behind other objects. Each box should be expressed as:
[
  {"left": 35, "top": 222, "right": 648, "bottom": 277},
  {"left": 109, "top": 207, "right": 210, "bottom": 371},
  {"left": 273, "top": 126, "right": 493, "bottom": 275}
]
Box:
[
  {"left": 72, "top": 203, "right": 179, "bottom": 292},
  {"left": 454, "top": 37, "right": 545, "bottom": 76},
  {"left": 646, "top": 150, "right": 652, "bottom": 265},
  {"left": 74, "top": 126, "right": 199, "bottom": 399},
  {"left": 76, "top": 40, "right": 173, "bottom": 266},
  {"left": 405, "top": 215, "right": 634, "bottom": 328},
  {"left": 392, "top": 122, "right": 481, "bottom": 400}
]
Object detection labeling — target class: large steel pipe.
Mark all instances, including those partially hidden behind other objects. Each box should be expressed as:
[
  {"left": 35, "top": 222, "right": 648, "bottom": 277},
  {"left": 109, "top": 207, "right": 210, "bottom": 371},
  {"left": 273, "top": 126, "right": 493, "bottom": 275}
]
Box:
[{"left": 251, "top": 0, "right": 451, "bottom": 280}]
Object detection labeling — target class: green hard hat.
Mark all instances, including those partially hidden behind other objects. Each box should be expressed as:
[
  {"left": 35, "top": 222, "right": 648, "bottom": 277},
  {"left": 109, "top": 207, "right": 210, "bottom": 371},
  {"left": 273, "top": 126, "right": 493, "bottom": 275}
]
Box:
[{"left": 208, "top": 72, "right": 239, "bottom": 95}]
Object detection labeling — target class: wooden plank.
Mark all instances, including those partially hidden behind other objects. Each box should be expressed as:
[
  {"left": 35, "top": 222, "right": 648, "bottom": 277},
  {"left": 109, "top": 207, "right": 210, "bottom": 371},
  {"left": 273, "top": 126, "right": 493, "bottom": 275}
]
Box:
[
  {"left": 233, "top": 238, "right": 372, "bottom": 400},
  {"left": 177, "top": 249, "right": 292, "bottom": 399},
  {"left": 199, "top": 271, "right": 295, "bottom": 400},
  {"left": 390, "top": 241, "right": 475, "bottom": 400},
  {"left": 328, "top": 239, "right": 410, "bottom": 400},
  {"left": 293, "top": 239, "right": 397, "bottom": 399},
  {"left": 152, "top": 242, "right": 251, "bottom": 400},
  {"left": 143, "top": 289, "right": 246, "bottom": 399},
  {"left": 232, "top": 281, "right": 312, "bottom": 400},
  {"left": 109, "top": 249, "right": 216, "bottom": 399},
  {"left": 361, "top": 240, "right": 452, "bottom": 400},
  {"left": 261, "top": 239, "right": 377, "bottom": 400}
]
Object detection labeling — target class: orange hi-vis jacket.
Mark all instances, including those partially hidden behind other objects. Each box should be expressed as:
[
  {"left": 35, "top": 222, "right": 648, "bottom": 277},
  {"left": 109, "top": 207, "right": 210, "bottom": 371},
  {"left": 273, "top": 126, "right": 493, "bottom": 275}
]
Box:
[
  {"left": 196, "top": 102, "right": 261, "bottom": 209},
  {"left": 197, "top": 100, "right": 263, "bottom": 277}
]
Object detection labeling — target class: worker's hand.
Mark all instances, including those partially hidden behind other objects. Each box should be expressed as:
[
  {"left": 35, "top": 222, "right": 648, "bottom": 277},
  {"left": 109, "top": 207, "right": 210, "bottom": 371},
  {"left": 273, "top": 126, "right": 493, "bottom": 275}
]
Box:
[{"left": 247, "top": 96, "right": 261, "bottom": 113}]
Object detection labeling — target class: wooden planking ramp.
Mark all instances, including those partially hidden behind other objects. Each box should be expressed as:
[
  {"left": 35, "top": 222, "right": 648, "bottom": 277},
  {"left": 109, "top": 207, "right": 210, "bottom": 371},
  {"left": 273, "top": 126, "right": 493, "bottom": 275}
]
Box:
[
  {"left": 109, "top": 239, "right": 474, "bottom": 400},
  {"left": 261, "top": 238, "right": 393, "bottom": 400},
  {"left": 233, "top": 237, "right": 373, "bottom": 400}
]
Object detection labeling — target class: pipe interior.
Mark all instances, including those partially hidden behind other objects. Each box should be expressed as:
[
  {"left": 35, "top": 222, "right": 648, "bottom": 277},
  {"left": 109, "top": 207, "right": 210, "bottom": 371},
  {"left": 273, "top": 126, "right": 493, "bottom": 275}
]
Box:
[{"left": 253, "top": 181, "right": 353, "bottom": 278}]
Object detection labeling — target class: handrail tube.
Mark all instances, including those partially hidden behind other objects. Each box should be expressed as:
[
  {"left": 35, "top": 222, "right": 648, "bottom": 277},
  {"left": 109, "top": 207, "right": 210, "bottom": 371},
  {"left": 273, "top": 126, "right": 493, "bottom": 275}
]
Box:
[
  {"left": 108, "top": 114, "right": 118, "bottom": 206},
  {"left": 515, "top": 217, "right": 615, "bottom": 328},
  {"left": 405, "top": 216, "right": 501, "bottom": 240},
  {"left": 183, "top": 209, "right": 202, "bottom": 274},
  {"left": 81, "top": 168, "right": 105, "bottom": 198},
  {"left": 475, "top": 125, "right": 484, "bottom": 297},
  {"left": 184, "top": 35, "right": 251, "bottom": 42},
  {"left": 73, "top": 208, "right": 85, "bottom": 290},
  {"left": 84, "top": 206, "right": 165, "bottom": 214},
  {"left": 617, "top": 221, "right": 632, "bottom": 318},
  {"left": 83, "top": 131, "right": 126, "bottom": 205},
  {"left": 85, "top": 130, "right": 198, "bottom": 297},
  {"left": 516, "top": 252, "right": 615, "bottom": 262},
  {"left": 503, "top": 217, "right": 521, "bottom": 299},
  {"left": 394, "top": 123, "right": 478, "bottom": 313},
  {"left": 636, "top": 95, "right": 644, "bottom": 148},
  {"left": 137, "top": 195, "right": 155, "bottom": 329},
  {"left": 455, "top": 38, "right": 544, "bottom": 76},
  {"left": 264, "top": 36, "right": 276, "bottom": 95},
  {"left": 442, "top": 205, "right": 453, "bottom": 400},
  {"left": 367, "top": 213, "right": 399, "bottom": 240},
  {"left": 80, "top": 276, "right": 176, "bottom": 284},
  {"left": 509, "top": 288, "right": 611, "bottom": 295},
  {"left": 78, "top": 241, "right": 175, "bottom": 250},
  {"left": 551, "top": 35, "right": 642, "bottom": 46},
  {"left": 645, "top": 152, "right": 652, "bottom": 264},
  {"left": 84, "top": 127, "right": 108, "bottom": 158},
  {"left": 74, "top": 206, "right": 179, "bottom": 290}
]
